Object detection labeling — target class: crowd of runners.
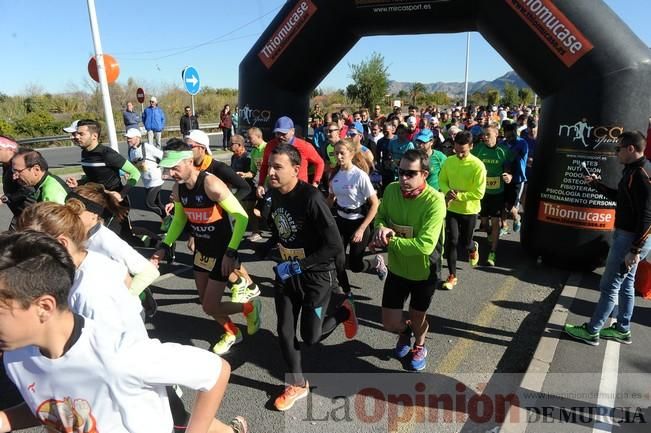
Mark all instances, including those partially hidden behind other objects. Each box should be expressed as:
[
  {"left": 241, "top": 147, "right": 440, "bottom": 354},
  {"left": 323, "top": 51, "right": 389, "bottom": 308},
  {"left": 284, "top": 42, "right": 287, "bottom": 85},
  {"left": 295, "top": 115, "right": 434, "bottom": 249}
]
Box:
[{"left": 0, "top": 102, "right": 541, "bottom": 432}]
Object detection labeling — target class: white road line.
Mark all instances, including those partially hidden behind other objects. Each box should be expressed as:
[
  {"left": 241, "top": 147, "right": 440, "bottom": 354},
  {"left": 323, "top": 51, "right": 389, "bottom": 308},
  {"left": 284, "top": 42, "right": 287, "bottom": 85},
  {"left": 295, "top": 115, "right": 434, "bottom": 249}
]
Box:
[
  {"left": 592, "top": 340, "right": 620, "bottom": 433},
  {"left": 500, "top": 272, "right": 583, "bottom": 433}
]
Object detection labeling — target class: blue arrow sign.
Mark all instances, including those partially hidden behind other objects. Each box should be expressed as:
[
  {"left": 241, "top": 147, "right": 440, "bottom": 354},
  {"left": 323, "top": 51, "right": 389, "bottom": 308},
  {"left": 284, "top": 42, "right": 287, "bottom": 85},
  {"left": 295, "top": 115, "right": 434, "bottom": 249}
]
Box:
[{"left": 182, "top": 66, "right": 201, "bottom": 96}]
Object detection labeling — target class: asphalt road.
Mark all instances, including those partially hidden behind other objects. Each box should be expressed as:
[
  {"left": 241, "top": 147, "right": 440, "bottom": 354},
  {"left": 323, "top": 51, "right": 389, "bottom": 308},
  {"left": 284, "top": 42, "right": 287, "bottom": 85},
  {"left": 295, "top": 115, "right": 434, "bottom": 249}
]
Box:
[{"left": 0, "top": 163, "right": 571, "bottom": 433}]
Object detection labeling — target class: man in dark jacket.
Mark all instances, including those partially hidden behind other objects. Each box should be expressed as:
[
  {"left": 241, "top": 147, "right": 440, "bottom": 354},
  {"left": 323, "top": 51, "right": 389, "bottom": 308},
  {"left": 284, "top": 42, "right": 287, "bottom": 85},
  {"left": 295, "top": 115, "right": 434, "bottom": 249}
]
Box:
[
  {"left": 123, "top": 102, "right": 140, "bottom": 131},
  {"left": 180, "top": 106, "right": 199, "bottom": 137},
  {"left": 565, "top": 130, "right": 651, "bottom": 346}
]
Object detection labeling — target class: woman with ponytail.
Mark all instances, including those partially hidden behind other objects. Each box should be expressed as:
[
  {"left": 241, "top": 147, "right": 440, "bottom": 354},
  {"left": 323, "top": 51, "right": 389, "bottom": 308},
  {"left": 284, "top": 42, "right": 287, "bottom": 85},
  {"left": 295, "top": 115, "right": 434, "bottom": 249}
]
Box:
[
  {"left": 66, "top": 182, "right": 160, "bottom": 317},
  {"left": 327, "top": 139, "right": 386, "bottom": 296},
  {"left": 17, "top": 202, "right": 146, "bottom": 338}
]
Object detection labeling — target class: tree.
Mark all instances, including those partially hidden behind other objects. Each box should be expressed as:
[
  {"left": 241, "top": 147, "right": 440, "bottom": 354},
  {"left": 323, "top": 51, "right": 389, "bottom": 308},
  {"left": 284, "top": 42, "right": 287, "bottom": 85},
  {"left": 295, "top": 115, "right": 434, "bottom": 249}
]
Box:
[
  {"left": 486, "top": 88, "right": 500, "bottom": 107},
  {"left": 348, "top": 52, "right": 390, "bottom": 109},
  {"left": 410, "top": 82, "right": 427, "bottom": 105},
  {"left": 501, "top": 83, "right": 518, "bottom": 107},
  {"left": 518, "top": 87, "right": 534, "bottom": 106}
]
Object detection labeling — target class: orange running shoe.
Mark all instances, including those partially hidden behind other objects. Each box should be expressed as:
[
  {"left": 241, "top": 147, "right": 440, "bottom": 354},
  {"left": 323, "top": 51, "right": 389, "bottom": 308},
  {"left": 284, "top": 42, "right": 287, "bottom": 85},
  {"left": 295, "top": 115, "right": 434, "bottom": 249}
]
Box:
[
  {"left": 274, "top": 381, "right": 310, "bottom": 411},
  {"left": 340, "top": 298, "right": 358, "bottom": 339}
]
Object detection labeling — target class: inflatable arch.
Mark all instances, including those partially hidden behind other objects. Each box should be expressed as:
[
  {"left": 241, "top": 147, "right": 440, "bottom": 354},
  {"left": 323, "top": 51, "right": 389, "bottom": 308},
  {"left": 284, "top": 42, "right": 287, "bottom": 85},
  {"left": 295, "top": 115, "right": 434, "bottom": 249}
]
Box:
[{"left": 238, "top": 0, "right": 651, "bottom": 267}]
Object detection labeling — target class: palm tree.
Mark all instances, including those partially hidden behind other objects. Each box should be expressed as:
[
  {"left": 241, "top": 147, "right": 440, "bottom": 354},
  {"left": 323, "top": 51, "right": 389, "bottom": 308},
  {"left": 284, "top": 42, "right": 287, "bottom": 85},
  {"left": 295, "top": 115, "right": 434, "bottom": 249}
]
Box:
[{"left": 410, "top": 82, "right": 427, "bottom": 106}]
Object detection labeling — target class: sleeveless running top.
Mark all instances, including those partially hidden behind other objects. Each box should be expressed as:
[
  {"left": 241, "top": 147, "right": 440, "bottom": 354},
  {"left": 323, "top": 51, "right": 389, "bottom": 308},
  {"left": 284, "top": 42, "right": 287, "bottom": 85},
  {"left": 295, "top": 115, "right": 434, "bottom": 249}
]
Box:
[{"left": 178, "top": 171, "right": 231, "bottom": 256}]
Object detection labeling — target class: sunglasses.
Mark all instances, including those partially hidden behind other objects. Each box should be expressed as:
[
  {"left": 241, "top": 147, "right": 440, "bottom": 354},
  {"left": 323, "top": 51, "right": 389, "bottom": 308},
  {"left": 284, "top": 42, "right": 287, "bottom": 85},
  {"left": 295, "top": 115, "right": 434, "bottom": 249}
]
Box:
[
  {"left": 398, "top": 168, "right": 421, "bottom": 178},
  {"left": 328, "top": 129, "right": 339, "bottom": 133}
]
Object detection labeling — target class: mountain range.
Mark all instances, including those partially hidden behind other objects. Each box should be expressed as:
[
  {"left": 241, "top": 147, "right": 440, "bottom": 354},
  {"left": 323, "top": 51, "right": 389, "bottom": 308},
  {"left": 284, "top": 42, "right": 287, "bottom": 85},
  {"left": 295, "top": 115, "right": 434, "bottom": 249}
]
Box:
[{"left": 388, "top": 71, "right": 529, "bottom": 97}]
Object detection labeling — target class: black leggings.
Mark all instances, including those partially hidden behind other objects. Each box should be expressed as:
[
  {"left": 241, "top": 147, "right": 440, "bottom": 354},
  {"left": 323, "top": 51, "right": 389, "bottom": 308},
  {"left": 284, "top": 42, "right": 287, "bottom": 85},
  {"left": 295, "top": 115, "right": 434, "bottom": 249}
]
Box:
[
  {"left": 221, "top": 127, "right": 232, "bottom": 149},
  {"left": 274, "top": 270, "right": 348, "bottom": 385},
  {"left": 445, "top": 211, "right": 477, "bottom": 275},
  {"left": 145, "top": 185, "right": 165, "bottom": 218},
  {"left": 335, "top": 216, "right": 371, "bottom": 292}
]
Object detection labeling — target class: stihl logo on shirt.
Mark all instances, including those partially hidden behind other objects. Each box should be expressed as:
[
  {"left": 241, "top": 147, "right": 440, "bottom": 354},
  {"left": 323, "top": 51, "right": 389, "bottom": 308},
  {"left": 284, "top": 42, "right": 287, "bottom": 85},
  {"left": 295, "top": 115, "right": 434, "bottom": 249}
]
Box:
[
  {"left": 184, "top": 206, "right": 223, "bottom": 224},
  {"left": 506, "top": 0, "right": 593, "bottom": 67}
]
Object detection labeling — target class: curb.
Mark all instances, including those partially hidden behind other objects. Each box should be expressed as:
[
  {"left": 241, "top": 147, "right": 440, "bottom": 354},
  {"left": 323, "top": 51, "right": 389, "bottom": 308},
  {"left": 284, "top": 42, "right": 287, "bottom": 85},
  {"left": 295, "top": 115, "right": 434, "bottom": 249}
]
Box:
[{"left": 499, "top": 272, "right": 582, "bottom": 433}]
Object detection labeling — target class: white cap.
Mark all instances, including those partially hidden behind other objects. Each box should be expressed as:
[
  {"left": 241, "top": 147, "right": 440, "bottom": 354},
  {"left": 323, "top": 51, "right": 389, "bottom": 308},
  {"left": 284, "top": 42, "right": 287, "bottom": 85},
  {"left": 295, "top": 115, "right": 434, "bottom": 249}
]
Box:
[
  {"left": 63, "top": 120, "right": 79, "bottom": 133},
  {"left": 150, "top": 96, "right": 158, "bottom": 103},
  {"left": 186, "top": 129, "right": 212, "bottom": 155},
  {"left": 407, "top": 116, "right": 417, "bottom": 126},
  {"left": 124, "top": 128, "right": 142, "bottom": 138}
]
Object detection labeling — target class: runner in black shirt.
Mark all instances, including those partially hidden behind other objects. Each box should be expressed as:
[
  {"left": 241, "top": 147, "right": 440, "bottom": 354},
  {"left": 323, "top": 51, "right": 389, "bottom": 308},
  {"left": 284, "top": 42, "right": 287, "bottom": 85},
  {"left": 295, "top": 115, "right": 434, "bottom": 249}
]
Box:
[
  {"left": 66, "top": 120, "right": 140, "bottom": 196},
  {"left": 267, "top": 143, "right": 357, "bottom": 412},
  {"left": 66, "top": 120, "right": 141, "bottom": 240}
]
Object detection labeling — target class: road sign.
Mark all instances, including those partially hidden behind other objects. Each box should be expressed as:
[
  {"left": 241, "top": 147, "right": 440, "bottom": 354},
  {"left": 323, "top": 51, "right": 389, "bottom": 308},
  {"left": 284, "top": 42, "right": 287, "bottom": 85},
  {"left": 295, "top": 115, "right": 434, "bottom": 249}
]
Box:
[
  {"left": 136, "top": 88, "right": 145, "bottom": 103},
  {"left": 181, "top": 66, "right": 201, "bottom": 96}
]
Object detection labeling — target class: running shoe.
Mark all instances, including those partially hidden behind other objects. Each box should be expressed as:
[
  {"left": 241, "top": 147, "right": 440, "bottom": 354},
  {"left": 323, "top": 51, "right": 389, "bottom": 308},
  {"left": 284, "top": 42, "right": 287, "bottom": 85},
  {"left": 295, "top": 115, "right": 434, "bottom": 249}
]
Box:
[
  {"left": 374, "top": 254, "right": 388, "bottom": 280},
  {"left": 486, "top": 251, "right": 496, "bottom": 267},
  {"left": 563, "top": 323, "right": 599, "bottom": 346},
  {"left": 340, "top": 298, "right": 358, "bottom": 339},
  {"left": 212, "top": 329, "right": 243, "bottom": 355},
  {"left": 499, "top": 227, "right": 509, "bottom": 237},
  {"left": 410, "top": 345, "right": 428, "bottom": 371},
  {"left": 395, "top": 329, "right": 413, "bottom": 359},
  {"left": 513, "top": 220, "right": 521, "bottom": 233},
  {"left": 140, "top": 287, "right": 158, "bottom": 319},
  {"left": 469, "top": 241, "right": 480, "bottom": 267},
  {"left": 230, "top": 278, "right": 261, "bottom": 303},
  {"left": 246, "top": 298, "right": 262, "bottom": 335},
  {"left": 599, "top": 324, "right": 632, "bottom": 344},
  {"left": 274, "top": 381, "right": 310, "bottom": 411},
  {"left": 229, "top": 416, "right": 249, "bottom": 433},
  {"left": 442, "top": 274, "right": 458, "bottom": 290},
  {"left": 248, "top": 233, "right": 263, "bottom": 242}
]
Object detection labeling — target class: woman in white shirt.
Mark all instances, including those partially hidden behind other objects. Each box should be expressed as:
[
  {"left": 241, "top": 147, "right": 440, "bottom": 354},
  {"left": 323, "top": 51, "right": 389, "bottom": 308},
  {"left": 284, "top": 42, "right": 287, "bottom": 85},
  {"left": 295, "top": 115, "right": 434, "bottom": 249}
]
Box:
[
  {"left": 17, "top": 202, "right": 146, "bottom": 339},
  {"left": 67, "top": 183, "right": 160, "bottom": 317},
  {"left": 327, "top": 139, "right": 385, "bottom": 295}
]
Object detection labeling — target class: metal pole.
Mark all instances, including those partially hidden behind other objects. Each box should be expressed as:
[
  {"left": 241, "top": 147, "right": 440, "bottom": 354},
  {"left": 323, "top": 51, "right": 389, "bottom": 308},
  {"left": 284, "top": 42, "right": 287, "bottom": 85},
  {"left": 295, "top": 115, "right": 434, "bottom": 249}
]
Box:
[
  {"left": 463, "top": 32, "right": 471, "bottom": 108},
  {"left": 86, "top": 0, "right": 119, "bottom": 151},
  {"left": 191, "top": 95, "right": 195, "bottom": 117}
]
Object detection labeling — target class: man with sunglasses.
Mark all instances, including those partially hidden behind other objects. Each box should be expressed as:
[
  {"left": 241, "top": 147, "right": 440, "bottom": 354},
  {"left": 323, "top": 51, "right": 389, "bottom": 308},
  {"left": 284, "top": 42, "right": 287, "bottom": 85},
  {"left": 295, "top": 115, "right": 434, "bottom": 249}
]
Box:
[
  {"left": 11, "top": 149, "right": 69, "bottom": 205},
  {"left": 256, "top": 116, "right": 324, "bottom": 199},
  {"left": 439, "top": 130, "right": 487, "bottom": 290},
  {"left": 373, "top": 149, "right": 446, "bottom": 371},
  {"left": 565, "top": 131, "right": 651, "bottom": 346}
]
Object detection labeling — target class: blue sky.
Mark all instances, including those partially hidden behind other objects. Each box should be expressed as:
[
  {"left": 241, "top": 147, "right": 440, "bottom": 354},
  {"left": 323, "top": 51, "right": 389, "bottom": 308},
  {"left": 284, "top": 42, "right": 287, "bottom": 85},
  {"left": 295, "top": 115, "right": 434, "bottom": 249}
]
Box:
[{"left": 0, "top": 0, "right": 648, "bottom": 96}]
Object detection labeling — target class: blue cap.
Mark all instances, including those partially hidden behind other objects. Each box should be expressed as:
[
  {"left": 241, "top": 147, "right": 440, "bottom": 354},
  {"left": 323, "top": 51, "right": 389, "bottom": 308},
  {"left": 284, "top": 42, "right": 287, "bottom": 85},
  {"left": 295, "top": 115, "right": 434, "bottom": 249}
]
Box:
[
  {"left": 414, "top": 129, "right": 434, "bottom": 142},
  {"left": 347, "top": 121, "right": 364, "bottom": 136},
  {"left": 273, "top": 116, "right": 294, "bottom": 134}
]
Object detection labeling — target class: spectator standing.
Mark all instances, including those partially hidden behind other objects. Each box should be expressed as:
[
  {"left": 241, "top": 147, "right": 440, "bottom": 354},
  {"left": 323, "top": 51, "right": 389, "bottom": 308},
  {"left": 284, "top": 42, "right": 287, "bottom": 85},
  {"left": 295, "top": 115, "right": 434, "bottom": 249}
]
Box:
[
  {"left": 122, "top": 101, "right": 140, "bottom": 131},
  {"left": 179, "top": 105, "right": 199, "bottom": 137},
  {"left": 142, "top": 96, "right": 166, "bottom": 148},
  {"left": 219, "top": 104, "right": 233, "bottom": 150},
  {"left": 564, "top": 131, "right": 651, "bottom": 346}
]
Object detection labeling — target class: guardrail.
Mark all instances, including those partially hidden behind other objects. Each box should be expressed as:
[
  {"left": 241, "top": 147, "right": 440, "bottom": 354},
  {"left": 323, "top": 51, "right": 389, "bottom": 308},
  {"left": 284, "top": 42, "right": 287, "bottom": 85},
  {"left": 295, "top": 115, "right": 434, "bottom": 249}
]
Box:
[{"left": 16, "top": 122, "right": 223, "bottom": 146}]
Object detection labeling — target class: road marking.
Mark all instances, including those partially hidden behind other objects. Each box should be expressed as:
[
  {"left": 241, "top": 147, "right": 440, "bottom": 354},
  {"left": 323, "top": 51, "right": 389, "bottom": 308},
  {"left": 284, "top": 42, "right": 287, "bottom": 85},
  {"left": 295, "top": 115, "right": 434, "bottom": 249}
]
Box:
[
  {"left": 500, "top": 272, "right": 582, "bottom": 433},
  {"left": 435, "top": 275, "right": 519, "bottom": 374},
  {"left": 592, "top": 340, "right": 620, "bottom": 433}
]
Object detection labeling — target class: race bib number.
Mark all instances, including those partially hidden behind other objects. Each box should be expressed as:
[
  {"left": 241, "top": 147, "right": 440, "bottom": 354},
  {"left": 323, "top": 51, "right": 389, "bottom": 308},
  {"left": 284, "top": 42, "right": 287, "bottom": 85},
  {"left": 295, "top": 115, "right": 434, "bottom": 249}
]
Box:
[
  {"left": 194, "top": 252, "right": 217, "bottom": 271},
  {"left": 279, "top": 245, "right": 306, "bottom": 261},
  {"left": 486, "top": 176, "right": 501, "bottom": 191},
  {"left": 391, "top": 223, "right": 414, "bottom": 239}
]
